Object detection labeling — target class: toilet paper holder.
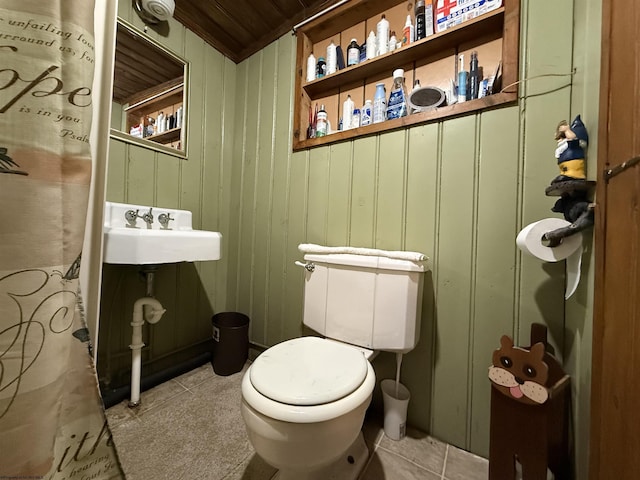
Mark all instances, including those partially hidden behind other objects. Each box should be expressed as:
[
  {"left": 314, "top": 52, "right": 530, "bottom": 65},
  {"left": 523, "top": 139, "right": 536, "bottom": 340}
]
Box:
[{"left": 542, "top": 202, "right": 596, "bottom": 248}]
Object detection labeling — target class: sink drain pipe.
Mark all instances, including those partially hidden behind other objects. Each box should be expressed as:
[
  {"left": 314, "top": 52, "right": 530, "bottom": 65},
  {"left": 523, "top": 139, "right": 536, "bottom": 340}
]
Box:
[{"left": 129, "top": 296, "right": 165, "bottom": 407}]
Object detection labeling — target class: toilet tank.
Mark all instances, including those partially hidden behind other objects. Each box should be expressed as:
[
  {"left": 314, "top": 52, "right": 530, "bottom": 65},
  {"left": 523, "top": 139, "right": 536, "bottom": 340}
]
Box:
[{"left": 302, "top": 253, "right": 427, "bottom": 353}]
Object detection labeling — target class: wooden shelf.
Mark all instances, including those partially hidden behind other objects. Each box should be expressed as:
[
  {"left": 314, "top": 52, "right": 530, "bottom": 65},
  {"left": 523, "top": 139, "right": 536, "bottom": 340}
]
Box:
[
  {"left": 295, "top": 92, "right": 516, "bottom": 150},
  {"left": 125, "top": 85, "right": 184, "bottom": 150},
  {"left": 303, "top": 8, "right": 505, "bottom": 98},
  {"left": 146, "top": 127, "right": 181, "bottom": 144},
  {"left": 292, "top": 0, "right": 521, "bottom": 151}
]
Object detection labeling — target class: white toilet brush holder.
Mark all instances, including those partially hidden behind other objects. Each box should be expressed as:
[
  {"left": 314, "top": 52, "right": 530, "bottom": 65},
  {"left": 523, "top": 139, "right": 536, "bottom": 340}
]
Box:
[{"left": 381, "top": 379, "right": 411, "bottom": 440}]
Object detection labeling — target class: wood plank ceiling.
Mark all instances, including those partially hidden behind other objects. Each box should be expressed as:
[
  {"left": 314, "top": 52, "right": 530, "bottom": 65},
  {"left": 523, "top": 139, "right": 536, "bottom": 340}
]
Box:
[{"left": 173, "top": 0, "right": 332, "bottom": 63}]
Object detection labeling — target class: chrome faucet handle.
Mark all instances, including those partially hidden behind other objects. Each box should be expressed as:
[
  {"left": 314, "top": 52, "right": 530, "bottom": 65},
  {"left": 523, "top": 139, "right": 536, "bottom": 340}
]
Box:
[
  {"left": 125, "top": 209, "right": 139, "bottom": 227},
  {"left": 158, "top": 212, "right": 174, "bottom": 229},
  {"left": 140, "top": 208, "right": 154, "bottom": 225}
]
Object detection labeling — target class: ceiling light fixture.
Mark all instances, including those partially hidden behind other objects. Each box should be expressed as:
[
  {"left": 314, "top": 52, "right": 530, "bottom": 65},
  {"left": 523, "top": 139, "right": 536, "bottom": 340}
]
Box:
[{"left": 133, "top": 0, "right": 175, "bottom": 25}]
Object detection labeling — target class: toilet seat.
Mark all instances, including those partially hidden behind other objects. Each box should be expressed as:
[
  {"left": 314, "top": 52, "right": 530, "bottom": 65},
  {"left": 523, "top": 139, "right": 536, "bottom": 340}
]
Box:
[
  {"left": 242, "top": 337, "right": 375, "bottom": 423},
  {"left": 250, "top": 336, "right": 368, "bottom": 406}
]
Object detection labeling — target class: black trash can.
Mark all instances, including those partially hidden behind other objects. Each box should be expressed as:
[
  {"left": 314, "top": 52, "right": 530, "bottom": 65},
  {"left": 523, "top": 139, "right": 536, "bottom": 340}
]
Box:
[{"left": 211, "top": 312, "right": 250, "bottom": 376}]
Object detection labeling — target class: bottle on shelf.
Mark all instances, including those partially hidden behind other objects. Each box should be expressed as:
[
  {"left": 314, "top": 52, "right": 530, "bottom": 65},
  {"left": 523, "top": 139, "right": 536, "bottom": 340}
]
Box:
[
  {"left": 376, "top": 14, "right": 389, "bottom": 56},
  {"left": 347, "top": 38, "right": 360, "bottom": 66},
  {"left": 458, "top": 54, "right": 468, "bottom": 102},
  {"left": 424, "top": 0, "right": 435, "bottom": 37},
  {"left": 469, "top": 50, "right": 480, "bottom": 100},
  {"left": 361, "top": 99, "right": 372, "bottom": 126},
  {"left": 386, "top": 69, "right": 408, "bottom": 120},
  {"left": 316, "top": 57, "right": 326, "bottom": 78},
  {"left": 316, "top": 104, "right": 328, "bottom": 136},
  {"left": 343, "top": 95, "right": 355, "bottom": 131},
  {"left": 366, "top": 31, "right": 377, "bottom": 60},
  {"left": 415, "top": 0, "right": 426, "bottom": 40},
  {"left": 326, "top": 41, "right": 337, "bottom": 75},
  {"left": 373, "top": 83, "right": 386, "bottom": 124},
  {"left": 306, "top": 104, "right": 315, "bottom": 139},
  {"left": 352, "top": 107, "right": 361, "bottom": 129},
  {"left": 176, "top": 106, "right": 183, "bottom": 128},
  {"left": 388, "top": 31, "right": 397, "bottom": 52},
  {"left": 336, "top": 45, "right": 345, "bottom": 69},
  {"left": 157, "top": 111, "right": 165, "bottom": 134},
  {"left": 402, "top": 15, "right": 414, "bottom": 46},
  {"left": 306, "top": 53, "right": 316, "bottom": 82}
]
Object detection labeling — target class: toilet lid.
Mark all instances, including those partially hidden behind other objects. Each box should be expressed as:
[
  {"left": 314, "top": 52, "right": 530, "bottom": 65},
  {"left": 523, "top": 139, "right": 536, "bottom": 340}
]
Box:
[{"left": 249, "top": 337, "right": 369, "bottom": 406}]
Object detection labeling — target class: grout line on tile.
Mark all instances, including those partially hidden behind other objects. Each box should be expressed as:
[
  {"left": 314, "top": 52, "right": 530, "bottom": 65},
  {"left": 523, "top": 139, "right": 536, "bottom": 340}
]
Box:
[
  {"left": 174, "top": 374, "right": 214, "bottom": 391},
  {"left": 220, "top": 451, "right": 255, "bottom": 480},
  {"left": 375, "top": 444, "right": 444, "bottom": 478},
  {"left": 374, "top": 429, "right": 384, "bottom": 448},
  {"left": 136, "top": 388, "right": 193, "bottom": 419},
  {"left": 441, "top": 443, "right": 449, "bottom": 479}
]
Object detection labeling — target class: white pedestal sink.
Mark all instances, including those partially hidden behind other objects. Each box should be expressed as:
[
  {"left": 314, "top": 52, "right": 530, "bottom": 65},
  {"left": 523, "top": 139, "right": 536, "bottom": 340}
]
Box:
[
  {"left": 102, "top": 201, "right": 222, "bottom": 407},
  {"left": 103, "top": 201, "right": 221, "bottom": 265}
]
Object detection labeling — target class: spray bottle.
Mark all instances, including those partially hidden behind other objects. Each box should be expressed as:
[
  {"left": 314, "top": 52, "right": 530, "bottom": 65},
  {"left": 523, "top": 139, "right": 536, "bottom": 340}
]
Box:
[
  {"left": 387, "top": 69, "right": 408, "bottom": 119},
  {"left": 402, "top": 15, "right": 414, "bottom": 46}
]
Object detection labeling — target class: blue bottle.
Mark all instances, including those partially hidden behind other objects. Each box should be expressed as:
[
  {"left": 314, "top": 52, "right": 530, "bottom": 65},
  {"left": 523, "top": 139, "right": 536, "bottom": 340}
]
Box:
[
  {"left": 373, "top": 83, "right": 386, "bottom": 124},
  {"left": 386, "top": 69, "right": 408, "bottom": 120}
]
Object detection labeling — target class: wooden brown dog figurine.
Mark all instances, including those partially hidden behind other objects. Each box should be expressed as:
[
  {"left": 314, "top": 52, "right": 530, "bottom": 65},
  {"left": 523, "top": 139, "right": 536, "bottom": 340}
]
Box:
[
  {"left": 488, "top": 324, "right": 571, "bottom": 480},
  {"left": 489, "top": 336, "right": 549, "bottom": 405}
]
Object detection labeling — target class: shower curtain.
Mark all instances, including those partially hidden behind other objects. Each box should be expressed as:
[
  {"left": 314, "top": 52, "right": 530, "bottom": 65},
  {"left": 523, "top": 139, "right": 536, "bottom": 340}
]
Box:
[{"left": 0, "top": 0, "right": 123, "bottom": 477}]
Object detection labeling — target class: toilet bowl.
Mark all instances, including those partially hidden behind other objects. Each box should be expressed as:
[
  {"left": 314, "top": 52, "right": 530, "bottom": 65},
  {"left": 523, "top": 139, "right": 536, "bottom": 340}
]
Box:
[
  {"left": 241, "top": 336, "right": 375, "bottom": 479},
  {"left": 240, "top": 247, "right": 427, "bottom": 478}
]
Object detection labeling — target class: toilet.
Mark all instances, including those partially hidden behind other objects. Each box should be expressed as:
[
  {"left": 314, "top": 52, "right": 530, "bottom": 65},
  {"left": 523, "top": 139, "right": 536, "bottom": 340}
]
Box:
[{"left": 241, "top": 248, "right": 427, "bottom": 480}]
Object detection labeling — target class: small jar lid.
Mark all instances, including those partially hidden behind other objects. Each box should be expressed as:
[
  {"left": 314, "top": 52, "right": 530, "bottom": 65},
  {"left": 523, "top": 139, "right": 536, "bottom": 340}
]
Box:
[{"left": 393, "top": 68, "right": 404, "bottom": 78}]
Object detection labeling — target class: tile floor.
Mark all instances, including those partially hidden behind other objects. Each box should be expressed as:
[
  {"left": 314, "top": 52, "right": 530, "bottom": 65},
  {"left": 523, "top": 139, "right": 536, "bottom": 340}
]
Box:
[{"left": 106, "top": 361, "right": 489, "bottom": 480}]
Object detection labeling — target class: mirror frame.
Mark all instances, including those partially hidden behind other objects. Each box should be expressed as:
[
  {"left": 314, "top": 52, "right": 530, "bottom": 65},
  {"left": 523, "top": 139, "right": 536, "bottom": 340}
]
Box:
[{"left": 110, "top": 18, "right": 189, "bottom": 159}]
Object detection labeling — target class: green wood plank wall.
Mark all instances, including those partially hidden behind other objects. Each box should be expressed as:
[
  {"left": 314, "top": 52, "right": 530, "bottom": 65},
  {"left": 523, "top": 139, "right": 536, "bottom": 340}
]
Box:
[
  {"left": 99, "top": 0, "right": 600, "bottom": 477},
  {"left": 228, "top": 0, "right": 599, "bottom": 475}
]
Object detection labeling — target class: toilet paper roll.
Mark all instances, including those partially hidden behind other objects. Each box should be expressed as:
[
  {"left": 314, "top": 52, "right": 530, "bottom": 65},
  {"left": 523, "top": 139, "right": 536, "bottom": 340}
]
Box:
[
  {"left": 141, "top": 0, "right": 175, "bottom": 21},
  {"left": 516, "top": 218, "right": 583, "bottom": 299}
]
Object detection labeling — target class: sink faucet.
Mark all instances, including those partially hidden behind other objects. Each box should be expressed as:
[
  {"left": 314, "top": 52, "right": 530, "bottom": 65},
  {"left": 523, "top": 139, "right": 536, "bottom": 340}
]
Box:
[
  {"left": 158, "top": 213, "right": 174, "bottom": 229},
  {"left": 124, "top": 208, "right": 154, "bottom": 228},
  {"left": 125, "top": 209, "right": 138, "bottom": 227},
  {"left": 140, "top": 208, "right": 154, "bottom": 227}
]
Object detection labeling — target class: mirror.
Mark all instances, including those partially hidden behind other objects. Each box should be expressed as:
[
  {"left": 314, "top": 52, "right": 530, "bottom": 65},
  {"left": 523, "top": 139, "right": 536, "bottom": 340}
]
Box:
[{"left": 110, "top": 18, "right": 188, "bottom": 157}]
